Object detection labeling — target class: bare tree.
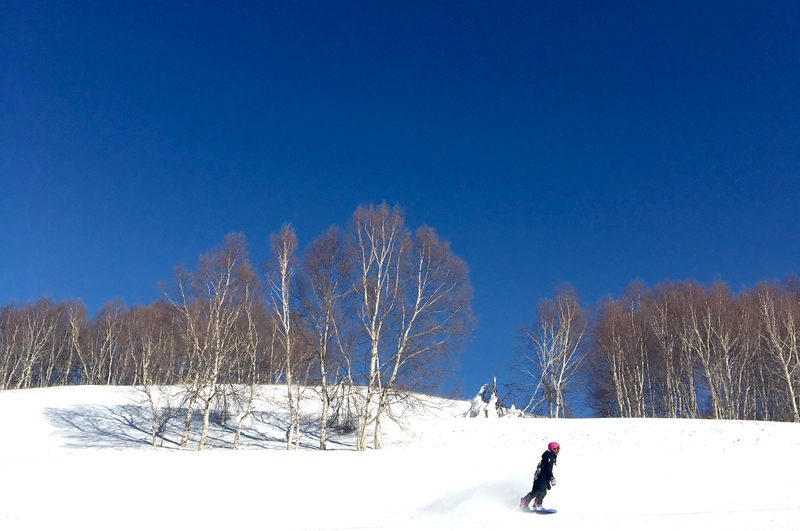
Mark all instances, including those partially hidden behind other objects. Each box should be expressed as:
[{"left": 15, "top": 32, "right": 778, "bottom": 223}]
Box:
[
  {"left": 60, "top": 301, "right": 88, "bottom": 386},
  {"left": 588, "top": 283, "right": 667, "bottom": 418},
  {"left": 642, "top": 282, "right": 705, "bottom": 418},
  {"left": 297, "top": 226, "right": 354, "bottom": 450},
  {"left": 347, "top": 205, "right": 475, "bottom": 449},
  {"left": 127, "top": 301, "right": 180, "bottom": 447},
  {"left": 372, "top": 225, "right": 474, "bottom": 446},
  {"left": 232, "top": 287, "right": 265, "bottom": 450},
  {"left": 40, "top": 301, "right": 71, "bottom": 387},
  {"left": 16, "top": 297, "right": 64, "bottom": 389},
  {"left": 166, "top": 264, "right": 204, "bottom": 447},
  {"left": 519, "top": 285, "right": 587, "bottom": 417},
  {"left": 350, "top": 203, "right": 408, "bottom": 451},
  {"left": 264, "top": 224, "right": 302, "bottom": 450},
  {"left": 165, "top": 233, "right": 257, "bottom": 450},
  {"left": 0, "top": 303, "right": 23, "bottom": 389},
  {"left": 587, "top": 279, "right": 791, "bottom": 421},
  {"left": 87, "top": 300, "right": 126, "bottom": 386},
  {"left": 647, "top": 282, "right": 682, "bottom": 418},
  {"left": 735, "top": 290, "right": 765, "bottom": 420},
  {"left": 679, "top": 282, "right": 727, "bottom": 419},
  {"left": 756, "top": 282, "right": 800, "bottom": 422}
]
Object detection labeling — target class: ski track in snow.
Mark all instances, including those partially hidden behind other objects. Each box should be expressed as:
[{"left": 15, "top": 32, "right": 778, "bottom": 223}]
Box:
[{"left": 1, "top": 385, "right": 799, "bottom": 530}]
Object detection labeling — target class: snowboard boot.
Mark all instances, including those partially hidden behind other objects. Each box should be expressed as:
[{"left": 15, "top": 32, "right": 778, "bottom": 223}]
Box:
[{"left": 520, "top": 497, "right": 527, "bottom": 510}]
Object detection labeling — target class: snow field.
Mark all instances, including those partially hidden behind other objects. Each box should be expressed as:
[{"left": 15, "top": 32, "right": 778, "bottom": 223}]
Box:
[{"left": 1, "top": 386, "right": 799, "bottom": 530}]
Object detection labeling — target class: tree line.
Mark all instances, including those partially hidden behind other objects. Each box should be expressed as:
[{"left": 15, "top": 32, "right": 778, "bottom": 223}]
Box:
[
  {"left": 0, "top": 203, "right": 476, "bottom": 450},
  {"left": 517, "top": 278, "right": 800, "bottom": 422}
]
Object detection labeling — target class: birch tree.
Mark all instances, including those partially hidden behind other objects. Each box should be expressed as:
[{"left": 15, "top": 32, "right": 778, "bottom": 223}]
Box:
[
  {"left": 589, "top": 284, "right": 670, "bottom": 418},
  {"left": 89, "top": 300, "right": 125, "bottom": 385},
  {"left": 679, "top": 283, "right": 726, "bottom": 419},
  {"left": 16, "top": 297, "right": 63, "bottom": 389},
  {"left": 129, "top": 301, "right": 179, "bottom": 447},
  {"left": 647, "top": 283, "right": 682, "bottom": 417},
  {"left": 519, "top": 285, "right": 587, "bottom": 417},
  {"left": 264, "top": 224, "right": 302, "bottom": 450},
  {"left": 350, "top": 203, "right": 407, "bottom": 451},
  {"left": 757, "top": 282, "right": 800, "bottom": 422},
  {"left": 372, "top": 225, "right": 474, "bottom": 447},
  {"left": 297, "top": 226, "right": 353, "bottom": 450},
  {"left": 166, "top": 264, "right": 204, "bottom": 447},
  {"left": 0, "top": 304, "right": 20, "bottom": 389},
  {"left": 232, "top": 287, "right": 265, "bottom": 450},
  {"left": 197, "top": 234, "right": 256, "bottom": 450},
  {"left": 60, "top": 301, "right": 88, "bottom": 386},
  {"left": 166, "top": 233, "right": 257, "bottom": 450}
]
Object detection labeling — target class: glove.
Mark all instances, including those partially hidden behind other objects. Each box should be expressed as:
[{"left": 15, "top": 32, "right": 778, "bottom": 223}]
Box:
[{"left": 550, "top": 478, "right": 557, "bottom": 487}]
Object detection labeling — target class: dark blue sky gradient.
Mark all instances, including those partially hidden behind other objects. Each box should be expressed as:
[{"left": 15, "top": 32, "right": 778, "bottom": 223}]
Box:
[{"left": 2, "top": 1, "right": 799, "bottom": 401}]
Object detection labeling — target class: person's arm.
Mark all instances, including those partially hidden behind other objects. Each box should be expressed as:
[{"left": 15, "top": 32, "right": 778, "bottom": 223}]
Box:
[{"left": 543, "top": 453, "right": 556, "bottom": 484}]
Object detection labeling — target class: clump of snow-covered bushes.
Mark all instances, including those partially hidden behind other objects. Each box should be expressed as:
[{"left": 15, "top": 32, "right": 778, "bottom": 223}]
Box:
[{"left": 467, "top": 379, "right": 523, "bottom": 418}]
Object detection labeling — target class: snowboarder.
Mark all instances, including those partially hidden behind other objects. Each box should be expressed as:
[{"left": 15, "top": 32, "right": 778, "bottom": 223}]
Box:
[{"left": 520, "top": 442, "right": 559, "bottom": 511}]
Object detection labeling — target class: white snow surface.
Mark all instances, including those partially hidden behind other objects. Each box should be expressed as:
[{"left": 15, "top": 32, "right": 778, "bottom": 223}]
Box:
[{"left": 1, "top": 385, "right": 799, "bottom": 530}]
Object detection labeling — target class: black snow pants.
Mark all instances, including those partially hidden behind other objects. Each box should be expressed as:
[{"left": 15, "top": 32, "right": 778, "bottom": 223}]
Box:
[{"left": 523, "top": 478, "right": 549, "bottom": 507}]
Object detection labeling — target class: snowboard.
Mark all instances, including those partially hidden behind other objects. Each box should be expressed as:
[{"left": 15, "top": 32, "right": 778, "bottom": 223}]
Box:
[{"left": 529, "top": 508, "right": 557, "bottom": 514}]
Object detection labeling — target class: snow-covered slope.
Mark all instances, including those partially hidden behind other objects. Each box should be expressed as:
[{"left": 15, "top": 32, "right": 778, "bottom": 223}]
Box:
[{"left": 1, "top": 386, "right": 798, "bottom": 530}]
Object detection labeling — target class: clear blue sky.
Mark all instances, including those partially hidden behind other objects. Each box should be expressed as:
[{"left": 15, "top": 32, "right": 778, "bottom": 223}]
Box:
[{"left": 2, "top": 1, "right": 799, "bottom": 401}]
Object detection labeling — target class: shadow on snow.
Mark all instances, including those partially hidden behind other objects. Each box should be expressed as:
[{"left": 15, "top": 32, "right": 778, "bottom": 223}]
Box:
[{"left": 43, "top": 404, "right": 357, "bottom": 451}]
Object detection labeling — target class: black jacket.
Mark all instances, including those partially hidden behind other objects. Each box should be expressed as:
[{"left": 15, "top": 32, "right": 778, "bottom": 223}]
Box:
[{"left": 532, "top": 449, "right": 557, "bottom": 490}]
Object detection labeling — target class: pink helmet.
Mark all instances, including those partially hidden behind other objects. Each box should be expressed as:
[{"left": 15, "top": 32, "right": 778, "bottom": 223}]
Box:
[{"left": 548, "top": 442, "right": 560, "bottom": 452}]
